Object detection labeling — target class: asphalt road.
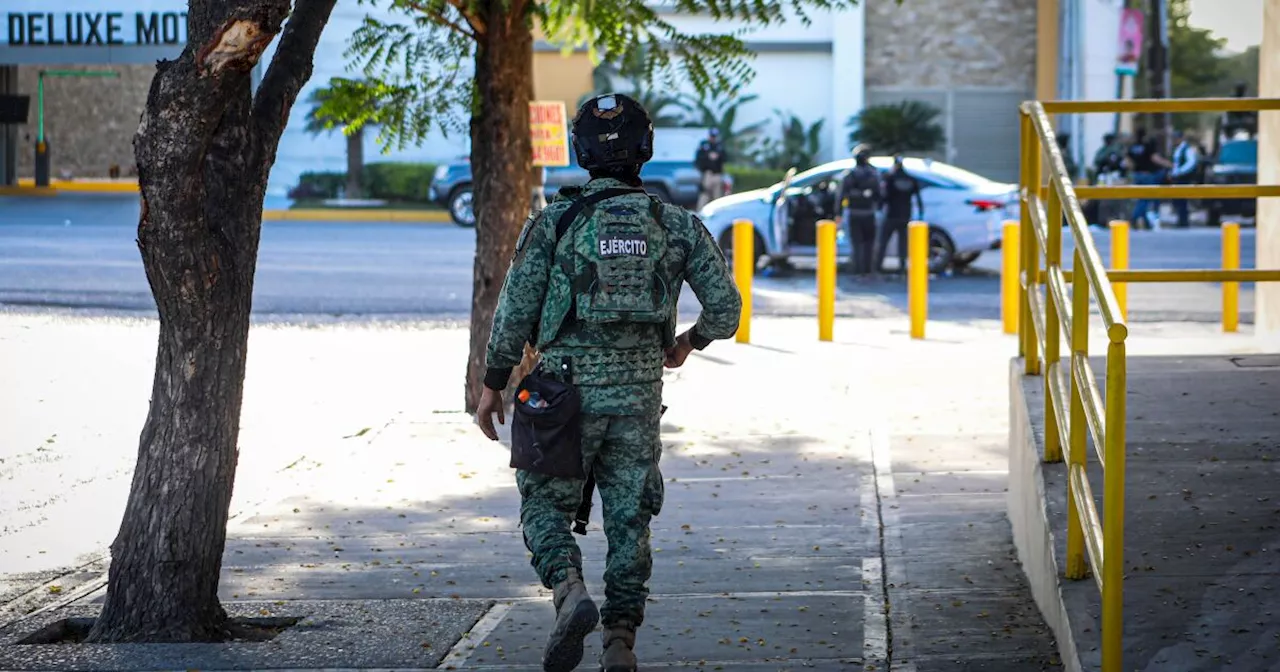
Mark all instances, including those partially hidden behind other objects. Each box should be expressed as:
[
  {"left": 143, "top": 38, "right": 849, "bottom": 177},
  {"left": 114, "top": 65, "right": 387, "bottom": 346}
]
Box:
[{"left": 0, "top": 194, "right": 1261, "bottom": 322}]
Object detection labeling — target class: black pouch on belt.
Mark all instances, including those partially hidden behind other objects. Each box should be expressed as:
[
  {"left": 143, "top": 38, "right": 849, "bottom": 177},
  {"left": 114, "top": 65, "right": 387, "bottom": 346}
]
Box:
[{"left": 510, "top": 366, "right": 585, "bottom": 479}]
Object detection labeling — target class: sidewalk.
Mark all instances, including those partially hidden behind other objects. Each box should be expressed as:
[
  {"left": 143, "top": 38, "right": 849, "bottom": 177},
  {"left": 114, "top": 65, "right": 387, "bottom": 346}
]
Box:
[
  {"left": 1011, "top": 349, "right": 1280, "bottom": 671},
  {"left": 2, "top": 315, "right": 1064, "bottom": 670}
]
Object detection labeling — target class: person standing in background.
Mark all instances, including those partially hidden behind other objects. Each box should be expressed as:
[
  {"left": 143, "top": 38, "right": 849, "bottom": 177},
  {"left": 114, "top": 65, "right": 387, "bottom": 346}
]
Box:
[
  {"left": 694, "top": 129, "right": 728, "bottom": 211},
  {"left": 876, "top": 155, "right": 924, "bottom": 274},
  {"left": 1126, "top": 127, "right": 1172, "bottom": 230},
  {"left": 1092, "top": 133, "right": 1127, "bottom": 183},
  {"left": 1169, "top": 129, "right": 1200, "bottom": 228},
  {"left": 838, "top": 145, "right": 883, "bottom": 279}
]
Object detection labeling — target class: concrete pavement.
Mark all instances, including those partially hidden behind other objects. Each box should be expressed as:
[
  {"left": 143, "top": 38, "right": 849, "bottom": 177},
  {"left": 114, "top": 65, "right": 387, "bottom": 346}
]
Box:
[
  {"left": 1009, "top": 336, "right": 1280, "bottom": 671},
  {"left": 0, "top": 314, "right": 1063, "bottom": 670}
]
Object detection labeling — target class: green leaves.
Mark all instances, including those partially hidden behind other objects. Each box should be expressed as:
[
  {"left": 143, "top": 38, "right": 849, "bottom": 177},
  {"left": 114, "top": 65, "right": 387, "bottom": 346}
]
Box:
[
  {"left": 680, "top": 93, "right": 767, "bottom": 157},
  {"left": 578, "top": 44, "right": 696, "bottom": 127},
  {"left": 846, "top": 100, "right": 945, "bottom": 156},
  {"left": 329, "top": 0, "right": 864, "bottom": 153},
  {"left": 314, "top": 3, "right": 475, "bottom": 152},
  {"left": 754, "top": 111, "right": 825, "bottom": 170}
]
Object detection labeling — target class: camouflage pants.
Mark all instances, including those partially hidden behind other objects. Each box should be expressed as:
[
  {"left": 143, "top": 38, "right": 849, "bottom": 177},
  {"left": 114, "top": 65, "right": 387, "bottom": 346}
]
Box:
[{"left": 516, "top": 412, "right": 664, "bottom": 628}]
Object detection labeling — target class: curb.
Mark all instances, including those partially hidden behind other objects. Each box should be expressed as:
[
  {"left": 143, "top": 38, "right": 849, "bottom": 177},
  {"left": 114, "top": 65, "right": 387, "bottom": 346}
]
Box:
[
  {"left": 2, "top": 182, "right": 453, "bottom": 224},
  {"left": 15, "top": 178, "right": 137, "bottom": 193},
  {"left": 262, "top": 209, "right": 451, "bottom": 223},
  {"left": 0, "top": 185, "right": 58, "bottom": 196}
]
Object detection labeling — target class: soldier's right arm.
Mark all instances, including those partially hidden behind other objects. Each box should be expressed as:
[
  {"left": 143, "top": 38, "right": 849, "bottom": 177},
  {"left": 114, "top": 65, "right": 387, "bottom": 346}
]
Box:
[
  {"left": 681, "top": 213, "right": 742, "bottom": 349},
  {"left": 482, "top": 208, "right": 559, "bottom": 390}
]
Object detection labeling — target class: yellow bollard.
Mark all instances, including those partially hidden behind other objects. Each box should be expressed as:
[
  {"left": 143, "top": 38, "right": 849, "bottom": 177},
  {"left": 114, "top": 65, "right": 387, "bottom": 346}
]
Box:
[
  {"left": 733, "top": 219, "right": 753, "bottom": 343},
  {"left": 1223, "top": 222, "right": 1240, "bottom": 333},
  {"left": 1001, "top": 220, "right": 1020, "bottom": 334},
  {"left": 908, "top": 221, "right": 929, "bottom": 339},
  {"left": 817, "top": 219, "right": 837, "bottom": 341},
  {"left": 1110, "top": 220, "right": 1129, "bottom": 320}
]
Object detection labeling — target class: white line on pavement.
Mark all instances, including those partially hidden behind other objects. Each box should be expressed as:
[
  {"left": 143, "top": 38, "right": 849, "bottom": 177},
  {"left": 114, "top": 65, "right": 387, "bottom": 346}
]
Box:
[
  {"left": 870, "top": 429, "right": 903, "bottom": 558},
  {"left": 438, "top": 601, "right": 513, "bottom": 669},
  {"left": 862, "top": 556, "right": 888, "bottom": 666},
  {"left": 870, "top": 428, "right": 921, "bottom": 672}
]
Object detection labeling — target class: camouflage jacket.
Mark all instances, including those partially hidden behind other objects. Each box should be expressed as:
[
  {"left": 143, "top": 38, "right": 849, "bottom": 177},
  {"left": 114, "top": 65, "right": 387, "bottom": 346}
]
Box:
[{"left": 483, "top": 178, "right": 741, "bottom": 413}]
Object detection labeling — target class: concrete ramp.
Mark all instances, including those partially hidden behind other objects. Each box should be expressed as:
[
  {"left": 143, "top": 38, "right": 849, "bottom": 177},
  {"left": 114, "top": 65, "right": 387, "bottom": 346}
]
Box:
[{"left": 1009, "top": 355, "right": 1280, "bottom": 672}]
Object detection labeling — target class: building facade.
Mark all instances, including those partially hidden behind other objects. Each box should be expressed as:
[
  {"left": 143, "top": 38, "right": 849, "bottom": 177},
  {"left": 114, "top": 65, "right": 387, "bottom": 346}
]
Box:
[{"left": 0, "top": 0, "right": 1121, "bottom": 193}]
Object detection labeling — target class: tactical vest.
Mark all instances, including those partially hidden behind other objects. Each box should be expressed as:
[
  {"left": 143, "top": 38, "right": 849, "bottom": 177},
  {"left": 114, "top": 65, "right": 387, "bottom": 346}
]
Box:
[
  {"left": 846, "top": 167, "right": 880, "bottom": 212},
  {"left": 535, "top": 187, "right": 681, "bottom": 381}
]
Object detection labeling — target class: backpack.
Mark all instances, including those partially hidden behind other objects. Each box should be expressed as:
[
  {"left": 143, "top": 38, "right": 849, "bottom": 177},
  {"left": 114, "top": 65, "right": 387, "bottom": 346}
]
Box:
[{"left": 550, "top": 187, "right": 675, "bottom": 326}]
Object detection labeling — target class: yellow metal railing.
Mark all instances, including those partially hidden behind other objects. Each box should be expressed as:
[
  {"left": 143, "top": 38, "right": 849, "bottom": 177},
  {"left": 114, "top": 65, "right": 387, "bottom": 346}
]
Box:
[{"left": 1018, "top": 96, "right": 1280, "bottom": 672}]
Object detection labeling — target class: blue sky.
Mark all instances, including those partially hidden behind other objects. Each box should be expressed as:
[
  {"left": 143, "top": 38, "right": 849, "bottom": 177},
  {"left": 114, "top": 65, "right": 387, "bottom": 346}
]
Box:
[{"left": 1188, "top": 0, "right": 1261, "bottom": 52}]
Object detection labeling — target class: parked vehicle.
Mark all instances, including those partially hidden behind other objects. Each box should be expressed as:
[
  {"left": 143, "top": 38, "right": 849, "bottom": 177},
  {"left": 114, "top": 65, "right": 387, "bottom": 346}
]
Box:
[
  {"left": 698, "top": 156, "right": 1017, "bottom": 274},
  {"left": 1204, "top": 139, "right": 1257, "bottom": 227},
  {"left": 428, "top": 152, "right": 733, "bottom": 226}
]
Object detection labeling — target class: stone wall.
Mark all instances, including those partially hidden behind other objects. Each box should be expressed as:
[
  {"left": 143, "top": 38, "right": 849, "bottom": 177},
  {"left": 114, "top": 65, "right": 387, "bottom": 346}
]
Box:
[
  {"left": 15, "top": 64, "right": 153, "bottom": 179},
  {"left": 864, "top": 0, "right": 1037, "bottom": 90}
]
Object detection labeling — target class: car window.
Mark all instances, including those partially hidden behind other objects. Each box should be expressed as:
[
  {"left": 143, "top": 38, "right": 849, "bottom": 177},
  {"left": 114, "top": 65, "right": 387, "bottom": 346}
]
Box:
[
  {"left": 783, "top": 160, "right": 854, "bottom": 190},
  {"left": 1218, "top": 141, "right": 1257, "bottom": 165}
]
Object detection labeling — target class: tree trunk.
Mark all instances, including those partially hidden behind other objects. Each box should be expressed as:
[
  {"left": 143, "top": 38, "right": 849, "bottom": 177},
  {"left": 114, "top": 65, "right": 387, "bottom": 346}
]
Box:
[
  {"left": 345, "top": 126, "right": 364, "bottom": 199},
  {"left": 87, "top": 0, "right": 335, "bottom": 643},
  {"left": 464, "top": 4, "right": 534, "bottom": 413}
]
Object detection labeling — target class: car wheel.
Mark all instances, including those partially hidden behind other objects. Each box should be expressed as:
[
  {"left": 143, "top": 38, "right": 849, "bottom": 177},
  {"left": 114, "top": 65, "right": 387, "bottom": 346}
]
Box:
[
  {"left": 928, "top": 227, "right": 956, "bottom": 274},
  {"left": 449, "top": 186, "right": 476, "bottom": 227},
  {"left": 718, "top": 228, "right": 768, "bottom": 275},
  {"left": 953, "top": 251, "right": 981, "bottom": 270}
]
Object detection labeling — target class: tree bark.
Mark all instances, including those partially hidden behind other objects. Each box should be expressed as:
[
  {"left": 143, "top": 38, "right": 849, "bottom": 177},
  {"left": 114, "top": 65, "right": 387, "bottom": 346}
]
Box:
[
  {"left": 464, "top": 3, "right": 534, "bottom": 413},
  {"left": 86, "top": 0, "right": 335, "bottom": 643},
  {"left": 345, "top": 126, "right": 364, "bottom": 199}
]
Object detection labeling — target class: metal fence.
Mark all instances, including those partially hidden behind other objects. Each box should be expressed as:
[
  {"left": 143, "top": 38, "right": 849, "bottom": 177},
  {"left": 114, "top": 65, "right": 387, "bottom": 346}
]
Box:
[{"left": 1017, "top": 96, "right": 1280, "bottom": 672}]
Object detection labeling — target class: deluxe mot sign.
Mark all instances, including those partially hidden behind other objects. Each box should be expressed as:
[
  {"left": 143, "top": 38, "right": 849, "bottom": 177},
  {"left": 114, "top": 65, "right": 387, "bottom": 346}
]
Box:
[
  {"left": 5, "top": 11, "right": 188, "bottom": 46},
  {"left": 0, "top": 2, "right": 189, "bottom": 63}
]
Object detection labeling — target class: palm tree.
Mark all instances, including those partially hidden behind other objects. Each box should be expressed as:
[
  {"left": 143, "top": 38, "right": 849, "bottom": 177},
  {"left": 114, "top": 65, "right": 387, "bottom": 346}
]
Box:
[
  {"left": 579, "top": 48, "right": 688, "bottom": 127},
  {"left": 756, "top": 111, "right": 825, "bottom": 170},
  {"left": 846, "top": 100, "right": 945, "bottom": 156},
  {"left": 680, "top": 93, "right": 768, "bottom": 161},
  {"left": 305, "top": 85, "right": 366, "bottom": 199}
]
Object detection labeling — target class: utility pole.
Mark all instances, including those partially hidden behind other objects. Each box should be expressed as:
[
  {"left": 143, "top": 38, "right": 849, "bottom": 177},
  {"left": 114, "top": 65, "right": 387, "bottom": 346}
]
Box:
[{"left": 1147, "top": 0, "right": 1173, "bottom": 147}]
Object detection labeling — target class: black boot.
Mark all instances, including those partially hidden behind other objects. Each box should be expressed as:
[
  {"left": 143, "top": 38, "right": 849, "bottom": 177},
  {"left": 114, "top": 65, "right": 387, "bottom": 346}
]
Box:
[
  {"left": 599, "top": 625, "right": 637, "bottom": 672},
  {"left": 543, "top": 568, "right": 599, "bottom": 672}
]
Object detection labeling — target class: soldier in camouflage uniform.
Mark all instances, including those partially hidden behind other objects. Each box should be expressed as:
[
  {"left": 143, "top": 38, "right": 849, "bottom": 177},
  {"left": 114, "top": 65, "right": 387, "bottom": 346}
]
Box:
[{"left": 475, "top": 93, "right": 742, "bottom": 672}]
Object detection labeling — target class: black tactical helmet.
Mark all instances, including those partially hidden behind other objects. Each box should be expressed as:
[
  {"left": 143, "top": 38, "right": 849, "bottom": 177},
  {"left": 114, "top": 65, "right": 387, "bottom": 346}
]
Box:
[
  {"left": 571, "top": 93, "right": 655, "bottom": 171},
  {"left": 852, "top": 143, "right": 872, "bottom": 161}
]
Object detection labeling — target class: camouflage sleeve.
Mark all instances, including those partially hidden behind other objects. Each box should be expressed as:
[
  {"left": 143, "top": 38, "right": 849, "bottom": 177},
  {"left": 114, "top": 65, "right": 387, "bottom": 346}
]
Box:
[
  {"left": 482, "top": 208, "right": 559, "bottom": 390},
  {"left": 682, "top": 213, "right": 742, "bottom": 348}
]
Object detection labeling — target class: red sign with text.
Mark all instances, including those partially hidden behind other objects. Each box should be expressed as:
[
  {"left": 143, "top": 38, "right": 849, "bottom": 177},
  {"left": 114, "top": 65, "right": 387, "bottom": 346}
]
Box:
[{"left": 530, "top": 101, "right": 570, "bottom": 167}]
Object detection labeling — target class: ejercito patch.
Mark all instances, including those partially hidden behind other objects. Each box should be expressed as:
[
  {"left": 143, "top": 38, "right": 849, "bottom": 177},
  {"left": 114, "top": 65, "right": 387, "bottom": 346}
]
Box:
[{"left": 598, "top": 232, "right": 649, "bottom": 258}]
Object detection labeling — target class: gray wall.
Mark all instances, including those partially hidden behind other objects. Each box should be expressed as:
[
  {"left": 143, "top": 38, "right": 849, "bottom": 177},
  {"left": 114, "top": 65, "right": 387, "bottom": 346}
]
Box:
[{"left": 866, "top": 87, "right": 1029, "bottom": 184}]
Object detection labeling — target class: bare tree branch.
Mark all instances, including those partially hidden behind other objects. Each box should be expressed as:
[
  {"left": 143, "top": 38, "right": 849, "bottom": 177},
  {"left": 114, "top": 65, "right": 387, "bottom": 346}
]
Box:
[
  {"left": 252, "top": 0, "right": 340, "bottom": 148},
  {"left": 441, "top": 0, "right": 487, "bottom": 36},
  {"left": 403, "top": 0, "right": 478, "bottom": 40}
]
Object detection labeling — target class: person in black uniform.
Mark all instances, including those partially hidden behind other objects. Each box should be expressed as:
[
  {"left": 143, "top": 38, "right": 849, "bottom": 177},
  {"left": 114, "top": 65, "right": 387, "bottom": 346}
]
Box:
[
  {"left": 694, "top": 129, "right": 728, "bottom": 210},
  {"left": 838, "top": 145, "right": 882, "bottom": 277},
  {"left": 876, "top": 155, "right": 924, "bottom": 273},
  {"left": 1127, "top": 127, "right": 1171, "bottom": 230}
]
